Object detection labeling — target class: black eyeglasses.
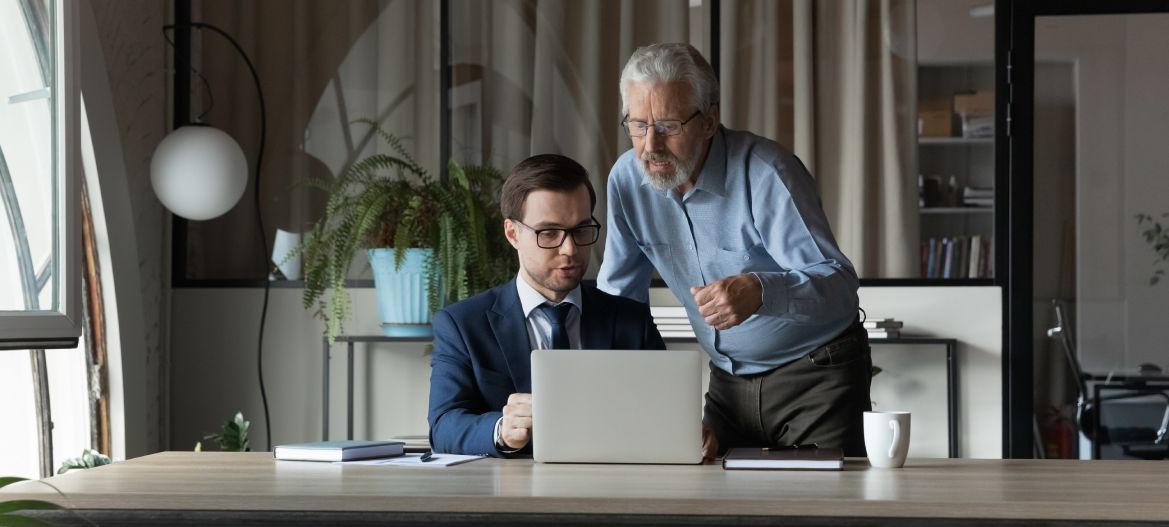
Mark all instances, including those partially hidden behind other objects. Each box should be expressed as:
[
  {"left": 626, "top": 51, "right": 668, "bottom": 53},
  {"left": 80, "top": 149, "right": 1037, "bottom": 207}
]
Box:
[
  {"left": 621, "top": 109, "right": 703, "bottom": 138},
  {"left": 512, "top": 217, "right": 601, "bottom": 249}
]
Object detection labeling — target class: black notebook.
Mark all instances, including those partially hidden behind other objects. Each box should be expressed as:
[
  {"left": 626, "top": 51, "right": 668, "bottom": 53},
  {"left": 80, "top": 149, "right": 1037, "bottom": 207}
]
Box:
[{"left": 722, "top": 447, "right": 844, "bottom": 470}]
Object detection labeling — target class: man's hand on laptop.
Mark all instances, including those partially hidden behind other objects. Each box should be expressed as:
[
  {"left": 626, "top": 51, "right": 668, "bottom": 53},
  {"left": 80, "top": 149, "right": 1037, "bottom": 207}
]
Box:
[
  {"left": 501, "top": 393, "right": 534, "bottom": 450},
  {"left": 702, "top": 426, "right": 719, "bottom": 461}
]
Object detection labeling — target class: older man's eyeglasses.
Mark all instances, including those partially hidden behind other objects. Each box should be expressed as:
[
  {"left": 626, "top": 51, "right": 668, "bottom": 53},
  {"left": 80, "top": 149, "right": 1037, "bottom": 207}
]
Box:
[
  {"left": 621, "top": 109, "right": 703, "bottom": 138},
  {"left": 512, "top": 218, "right": 601, "bottom": 249}
]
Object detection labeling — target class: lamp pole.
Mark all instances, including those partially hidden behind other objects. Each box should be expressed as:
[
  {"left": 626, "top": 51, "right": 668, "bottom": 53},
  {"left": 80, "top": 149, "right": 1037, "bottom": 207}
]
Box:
[{"left": 161, "top": 19, "right": 272, "bottom": 451}]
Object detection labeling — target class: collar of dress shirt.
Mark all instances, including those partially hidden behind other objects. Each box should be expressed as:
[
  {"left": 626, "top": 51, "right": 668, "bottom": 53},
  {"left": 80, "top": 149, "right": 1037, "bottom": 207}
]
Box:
[
  {"left": 642, "top": 125, "right": 728, "bottom": 199},
  {"left": 515, "top": 273, "right": 582, "bottom": 319}
]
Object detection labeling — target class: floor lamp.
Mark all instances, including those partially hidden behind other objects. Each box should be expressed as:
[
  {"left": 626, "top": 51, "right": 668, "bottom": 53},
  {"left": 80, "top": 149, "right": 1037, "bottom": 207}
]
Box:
[{"left": 152, "top": 21, "right": 273, "bottom": 451}]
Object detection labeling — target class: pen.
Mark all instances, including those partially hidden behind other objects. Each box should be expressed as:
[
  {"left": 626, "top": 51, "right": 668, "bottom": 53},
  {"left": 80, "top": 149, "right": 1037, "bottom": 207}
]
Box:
[
  {"left": 763, "top": 443, "right": 818, "bottom": 451},
  {"left": 419, "top": 451, "right": 435, "bottom": 462}
]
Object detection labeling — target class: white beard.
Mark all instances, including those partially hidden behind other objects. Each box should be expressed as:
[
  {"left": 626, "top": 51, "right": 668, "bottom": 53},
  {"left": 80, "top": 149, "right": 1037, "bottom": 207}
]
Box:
[{"left": 638, "top": 150, "right": 695, "bottom": 190}]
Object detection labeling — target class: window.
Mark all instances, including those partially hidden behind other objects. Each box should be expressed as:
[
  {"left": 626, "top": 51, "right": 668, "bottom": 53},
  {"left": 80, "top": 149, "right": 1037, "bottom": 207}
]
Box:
[{"left": 0, "top": 0, "right": 81, "bottom": 348}]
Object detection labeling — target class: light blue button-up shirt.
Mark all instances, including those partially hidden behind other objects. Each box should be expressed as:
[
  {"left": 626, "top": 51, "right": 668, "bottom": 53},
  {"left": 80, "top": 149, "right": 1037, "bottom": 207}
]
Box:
[{"left": 597, "top": 126, "right": 859, "bottom": 375}]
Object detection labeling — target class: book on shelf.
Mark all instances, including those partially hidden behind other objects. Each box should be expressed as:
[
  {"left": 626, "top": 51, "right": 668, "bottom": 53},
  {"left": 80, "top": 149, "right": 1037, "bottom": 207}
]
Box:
[
  {"left": 942, "top": 238, "right": 955, "bottom": 278},
  {"left": 722, "top": 447, "right": 844, "bottom": 471},
  {"left": 962, "top": 187, "right": 994, "bottom": 207},
  {"left": 862, "top": 319, "right": 903, "bottom": 330},
  {"left": 867, "top": 329, "right": 902, "bottom": 339},
  {"left": 968, "top": 235, "right": 982, "bottom": 279},
  {"left": 921, "top": 236, "right": 993, "bottom": 279},
  {"left": 274, "top": 440, "right": 405, "bottom": 462},
  {"left": 961, "top": 237, "right": 971, "bottom": 277}
]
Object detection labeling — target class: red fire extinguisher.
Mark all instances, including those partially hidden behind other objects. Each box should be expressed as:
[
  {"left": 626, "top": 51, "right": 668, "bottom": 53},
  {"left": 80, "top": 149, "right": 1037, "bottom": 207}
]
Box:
[{"left": 1043, "top": 406, "right": 1076, "bottom": 459}]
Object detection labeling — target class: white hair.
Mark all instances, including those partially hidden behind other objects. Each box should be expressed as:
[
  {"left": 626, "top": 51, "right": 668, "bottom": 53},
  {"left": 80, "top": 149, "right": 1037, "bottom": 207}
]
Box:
[{"left": 619, "top": 43, "right": 719, "bottom": 116}]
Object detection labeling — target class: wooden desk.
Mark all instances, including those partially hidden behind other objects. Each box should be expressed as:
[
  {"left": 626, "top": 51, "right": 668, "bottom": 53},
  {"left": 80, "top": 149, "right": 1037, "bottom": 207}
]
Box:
[{"left": 3, "top": 452, "right": 1167, "bottom": 526}]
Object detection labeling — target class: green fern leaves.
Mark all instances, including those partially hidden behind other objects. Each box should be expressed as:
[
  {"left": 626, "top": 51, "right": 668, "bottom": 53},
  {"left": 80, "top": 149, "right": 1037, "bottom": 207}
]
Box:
[{"left": 294, "top": 121, "right": 517, "bottom": 342}]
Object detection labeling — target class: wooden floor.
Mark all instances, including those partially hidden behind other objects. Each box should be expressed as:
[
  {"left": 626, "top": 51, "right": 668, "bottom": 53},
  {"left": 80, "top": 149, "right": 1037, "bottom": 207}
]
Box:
[{"left": 3, "top": 452, "right": 1168, "bottom": 526}]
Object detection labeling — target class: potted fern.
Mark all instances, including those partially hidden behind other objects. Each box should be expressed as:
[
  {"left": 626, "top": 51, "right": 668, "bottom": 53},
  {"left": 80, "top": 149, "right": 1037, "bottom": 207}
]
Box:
[{"left": 298, "top": 120, "right": 515, "bottom": 342}]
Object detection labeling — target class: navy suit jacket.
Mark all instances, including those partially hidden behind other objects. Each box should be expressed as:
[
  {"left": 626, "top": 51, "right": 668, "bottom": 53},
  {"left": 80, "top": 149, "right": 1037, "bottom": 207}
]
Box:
[{"left": 427, "top": 279, "right": 666, "bottom": 457}]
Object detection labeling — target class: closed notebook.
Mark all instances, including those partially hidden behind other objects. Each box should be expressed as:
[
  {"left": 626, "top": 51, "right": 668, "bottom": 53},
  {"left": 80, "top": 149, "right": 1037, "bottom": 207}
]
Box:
[
  {"left": 274, "top": 440, "right": 404, "bottom": 462},
  {"left": 722, "top": 447, "right": 844, "bottom": 470}
]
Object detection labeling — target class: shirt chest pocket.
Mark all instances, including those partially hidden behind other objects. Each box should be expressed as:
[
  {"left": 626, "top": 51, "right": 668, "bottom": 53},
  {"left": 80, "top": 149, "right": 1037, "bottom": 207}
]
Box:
[{"left": 708, "top": 243, "right": 772, "bottom": 280}]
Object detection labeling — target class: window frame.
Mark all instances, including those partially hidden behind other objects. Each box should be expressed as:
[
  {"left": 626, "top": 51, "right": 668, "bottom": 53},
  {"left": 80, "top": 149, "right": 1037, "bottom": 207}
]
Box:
[{"left": 0, "top": 0, "right": 82, "bottom": 350}]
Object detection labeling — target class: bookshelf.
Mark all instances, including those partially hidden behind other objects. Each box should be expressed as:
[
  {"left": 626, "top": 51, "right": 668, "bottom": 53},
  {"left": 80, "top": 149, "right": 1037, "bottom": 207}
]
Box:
[{"left": 918, "top": 63, "right": 995, "bottom": 280}]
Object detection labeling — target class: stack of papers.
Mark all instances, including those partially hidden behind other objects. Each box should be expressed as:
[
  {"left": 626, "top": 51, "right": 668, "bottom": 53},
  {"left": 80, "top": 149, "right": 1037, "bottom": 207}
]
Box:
[
  {"left": 864, "top": 318, "right": 903, "bottom": 339},
  {"left": 651, "top": 306, "right": 695, "bottom": 338},
  {"left": 339, "top": 453, "right": 485, "bottom": 467}
]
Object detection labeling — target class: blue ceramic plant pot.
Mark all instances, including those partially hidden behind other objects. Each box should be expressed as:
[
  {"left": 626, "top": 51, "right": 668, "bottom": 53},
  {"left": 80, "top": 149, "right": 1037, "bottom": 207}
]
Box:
[{"left": 368, "top": 248, "right": 435, "bottom": 337}]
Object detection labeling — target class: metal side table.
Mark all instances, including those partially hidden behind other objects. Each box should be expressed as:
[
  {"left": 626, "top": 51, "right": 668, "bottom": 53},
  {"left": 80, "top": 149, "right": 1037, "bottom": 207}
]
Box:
[{"left": 321, "top": 335, "right": 431, "bottom": 440}]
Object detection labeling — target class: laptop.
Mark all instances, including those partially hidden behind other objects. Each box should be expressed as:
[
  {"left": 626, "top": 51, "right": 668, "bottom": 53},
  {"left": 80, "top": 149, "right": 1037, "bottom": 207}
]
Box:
[{"left": 530, "top": 348, "right": 704, "bottom": 464}]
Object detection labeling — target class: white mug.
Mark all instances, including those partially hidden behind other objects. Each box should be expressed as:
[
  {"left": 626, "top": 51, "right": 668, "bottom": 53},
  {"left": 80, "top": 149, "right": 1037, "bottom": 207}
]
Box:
[{"left": 864, "top": 411, "right": 911, "bottom": 468}]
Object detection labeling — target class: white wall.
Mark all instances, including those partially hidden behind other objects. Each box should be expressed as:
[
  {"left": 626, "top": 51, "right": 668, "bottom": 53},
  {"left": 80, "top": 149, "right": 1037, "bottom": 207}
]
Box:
[
  {"left": 916, "top": 0, "right": 993, "bottom": 64},
  {"left": 170, "top": 288, "right": 432, "bottom": 450},
  {"left": 83, "top": 0, "right": 169, "bottom": 459},
  {"left": 171, "top": 285, "right": 1002, "bottom": 458}
]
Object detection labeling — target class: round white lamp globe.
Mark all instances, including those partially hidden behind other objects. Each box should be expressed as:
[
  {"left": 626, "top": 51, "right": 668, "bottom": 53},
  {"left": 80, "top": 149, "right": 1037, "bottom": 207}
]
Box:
[{"left": 150, "top": 125, "right": 248, "bottom": 221}]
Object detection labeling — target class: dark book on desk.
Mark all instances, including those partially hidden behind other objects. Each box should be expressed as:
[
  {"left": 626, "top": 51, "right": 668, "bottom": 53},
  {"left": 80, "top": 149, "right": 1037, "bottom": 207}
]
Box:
[
  {"left": 722, "top": 447, "right": 844, "bottom": 471},
  {"left": 274, "top": 440, "right": 404, "bottom": 462}
]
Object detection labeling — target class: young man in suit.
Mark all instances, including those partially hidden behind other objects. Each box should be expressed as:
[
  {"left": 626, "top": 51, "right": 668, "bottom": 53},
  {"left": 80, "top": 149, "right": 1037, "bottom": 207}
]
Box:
[{"left": 428, "top": 154, "right": 666, "bottom": 457}]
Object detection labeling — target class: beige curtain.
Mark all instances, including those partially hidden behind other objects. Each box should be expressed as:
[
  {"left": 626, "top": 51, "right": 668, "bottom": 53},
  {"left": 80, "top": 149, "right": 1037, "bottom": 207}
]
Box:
[
  {"left": 722, "top": 0, "right": 919, "bottom": 278},
  {"left": 449, "top": 0, "right": 701, "bottom": 270}
]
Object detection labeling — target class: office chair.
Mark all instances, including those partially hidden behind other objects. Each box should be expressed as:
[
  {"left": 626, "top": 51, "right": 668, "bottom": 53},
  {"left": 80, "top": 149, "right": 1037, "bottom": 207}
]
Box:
[{"left": 1046, "top": 299, "right": 1169, "bottom": 459}]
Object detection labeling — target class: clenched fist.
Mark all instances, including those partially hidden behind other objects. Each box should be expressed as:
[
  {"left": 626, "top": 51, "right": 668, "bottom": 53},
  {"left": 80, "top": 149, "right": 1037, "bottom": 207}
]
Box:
[
  {"left": 691, "top": 273, "right": 762, "bottom": 331},
  {"left": 501, "top": 393, "right": 533, "bottom": 450}
]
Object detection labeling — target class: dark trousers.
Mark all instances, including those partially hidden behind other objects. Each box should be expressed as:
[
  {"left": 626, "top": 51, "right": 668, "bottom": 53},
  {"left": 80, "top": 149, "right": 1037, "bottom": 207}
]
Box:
[{"left": 703, "top": 321, "right": 872, "bottom": 457}]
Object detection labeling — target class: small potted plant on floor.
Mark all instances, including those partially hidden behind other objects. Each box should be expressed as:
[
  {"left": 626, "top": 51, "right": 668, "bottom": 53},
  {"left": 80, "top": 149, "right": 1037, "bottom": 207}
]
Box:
[{"left": 297, "top": 120, "right": 515, "bottom": 342}]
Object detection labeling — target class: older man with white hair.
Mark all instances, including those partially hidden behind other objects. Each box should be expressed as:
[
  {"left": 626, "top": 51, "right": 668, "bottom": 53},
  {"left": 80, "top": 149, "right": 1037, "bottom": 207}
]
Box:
[{"left": 598, "top": 43, "right": 868, "bottom": 460}]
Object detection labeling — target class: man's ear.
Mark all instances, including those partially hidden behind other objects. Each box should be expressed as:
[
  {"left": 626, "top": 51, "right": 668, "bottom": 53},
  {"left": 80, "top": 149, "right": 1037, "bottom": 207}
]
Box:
[
  {"left": 504, "top": 219, "right": 521, "bottom": 250},
  {"left": 703, "top": 105, "right": 720, "bottom": 137}
]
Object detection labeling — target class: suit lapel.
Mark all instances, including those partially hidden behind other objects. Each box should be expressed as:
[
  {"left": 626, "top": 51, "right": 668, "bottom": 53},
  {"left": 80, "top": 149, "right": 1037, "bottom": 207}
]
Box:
[
  {"left": 488, "top": 279, "right": 532, "bottom": 392},
  {"left": 580, "top": 284, "right": 614, "bottom": 350}
]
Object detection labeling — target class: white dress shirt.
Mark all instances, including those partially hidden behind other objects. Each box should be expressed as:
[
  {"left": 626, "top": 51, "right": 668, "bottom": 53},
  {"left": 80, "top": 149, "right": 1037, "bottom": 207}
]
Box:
[
  {"left": 495, "top": 274, "right": 583, "bottom": 452},
  {"left": 515, "top": 273, "right": 582, "bottom": 350}
]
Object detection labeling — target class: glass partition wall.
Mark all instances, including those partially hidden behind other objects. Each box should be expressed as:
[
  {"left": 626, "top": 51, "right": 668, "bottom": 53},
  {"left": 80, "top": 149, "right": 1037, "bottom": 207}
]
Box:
[
  {"left": 172, "top": 0, "right": 996, "bottom": 284},
  {"left": 1031, "top": 12, "right": 1169, "bottom": 460}
]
